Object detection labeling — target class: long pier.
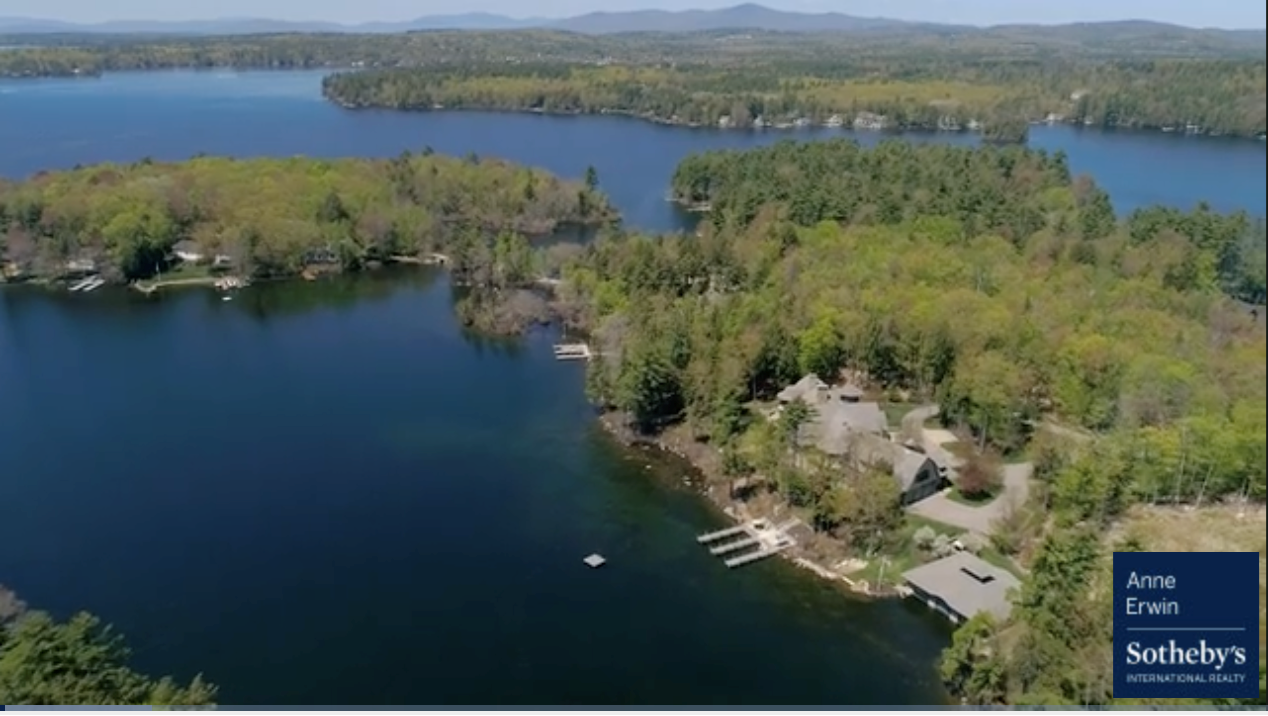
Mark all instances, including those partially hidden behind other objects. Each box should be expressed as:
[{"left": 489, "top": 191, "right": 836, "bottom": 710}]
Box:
[{"left": 696, "top": 519, "right": 798, "bottom": 569}]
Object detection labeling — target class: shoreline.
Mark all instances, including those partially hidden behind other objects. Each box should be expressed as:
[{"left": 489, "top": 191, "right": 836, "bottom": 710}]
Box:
[
  {"left": 326, "top": 99, "right": 1268, "bottom": 144},
  {"left": 0, "top": 211, "right": 610, "bottom": 294},
  {"left": 593, "top": 410, "right": 898, "bottom": 600}
]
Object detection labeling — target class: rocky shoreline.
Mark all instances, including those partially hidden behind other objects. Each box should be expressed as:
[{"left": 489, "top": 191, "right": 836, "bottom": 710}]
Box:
[{"left": 595, "top": 410, "right": 898, "bottom": 599}]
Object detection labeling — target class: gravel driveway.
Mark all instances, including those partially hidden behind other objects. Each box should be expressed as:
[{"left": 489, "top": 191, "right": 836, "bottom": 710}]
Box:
[{"left": 901, "top": 405, "right": 1034, "bottom": 536}]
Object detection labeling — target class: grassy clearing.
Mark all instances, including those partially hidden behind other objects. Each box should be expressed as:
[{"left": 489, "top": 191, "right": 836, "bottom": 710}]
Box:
[
  {"left": 854, "top": 550, "right": 916, "bottom": 587},
  {"left": 941, "top": 440, "right": 976, "bottom": 460},
  {"left": 882, "top": 401, "right": 917, "bottom": 429},
  {"left": 1117, "top": 504, "right": 1266, "bottom": 653},
  {"left": 858, "top": 513, "right": 984, "bottom": 588},
  {"left": 978, "top": 545, "right": 1023, "bottom": 578},
  {"left": 157, "top": 263, "right": 214, "bottom": 280}
]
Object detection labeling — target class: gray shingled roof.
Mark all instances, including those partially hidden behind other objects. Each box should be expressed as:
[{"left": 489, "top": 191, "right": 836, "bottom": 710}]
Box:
[
  {"left": 825, "top": 400, "right": 887, "bottom": 436},
  {"left": 797, "top": 423, "right": 933, "bottom": 491},
  {"left": 777, "top": 373, "right": 827, "bottom": 403},
  {"left": 902, "top": 551, "right": 1020, "bottom": 621}
]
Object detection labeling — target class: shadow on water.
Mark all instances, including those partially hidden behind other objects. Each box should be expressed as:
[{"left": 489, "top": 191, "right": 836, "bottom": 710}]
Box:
[
  {"left": 233, "top": 265, "right": 442, "bottom": 323},
  {"left": 457, "top": 327, "right": 530, "bottom": 360}
]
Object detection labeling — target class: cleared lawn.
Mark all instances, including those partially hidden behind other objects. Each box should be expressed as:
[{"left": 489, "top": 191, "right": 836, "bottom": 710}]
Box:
[
  {"left": 882, "top": 402, "right": 917, "bottom": 429},
  {"left": 860, "top": 513, "right": 1024, "bottom": 588},
  {"left": 941, "top": 440, "right": 976, "bottom": 459},
  {"left": 158, "top": 263, "right": 215, "bottom": 280}
]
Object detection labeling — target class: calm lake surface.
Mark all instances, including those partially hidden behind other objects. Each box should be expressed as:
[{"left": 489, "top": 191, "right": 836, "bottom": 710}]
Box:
[
  {"left": 0, "top": 69, "right": 1264, "bottom": 706},
  {"left": 0, "top": 273, "right": 954, "bottom": 705},
  {"left": 2, "top": 70, "right": 1265, "bottom": 227}
]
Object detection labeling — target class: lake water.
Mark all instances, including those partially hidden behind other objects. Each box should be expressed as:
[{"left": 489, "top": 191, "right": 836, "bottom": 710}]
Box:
[
  {"left": 0, "top": 273, "right": 954, "bottom": 705},
  {"left": 0, "top": 69, "right": 1265, "bottom": 706},
  {"left": 1, "top": 70, "right": 1264, "bottom": 228}
]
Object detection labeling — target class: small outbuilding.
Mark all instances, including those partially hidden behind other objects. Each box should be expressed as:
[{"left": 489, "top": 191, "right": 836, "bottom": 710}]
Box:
[{"left": 172, "top": 240, "right": 205, "bottom": 263}]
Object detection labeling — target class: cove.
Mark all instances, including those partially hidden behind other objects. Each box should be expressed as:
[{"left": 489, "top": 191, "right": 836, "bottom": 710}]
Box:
[
  {"left": 0, "top": 272, "right": 954, "bottom": 704},
  {"left": 1, "top": 70, "right": 1265, "bottom": 230}
]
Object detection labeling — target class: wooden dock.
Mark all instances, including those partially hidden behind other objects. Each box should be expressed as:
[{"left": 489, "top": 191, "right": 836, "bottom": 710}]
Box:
[
  {"left": 696, "top": 519, "right": 798, "bottom": 569},
  {"left": 553, "top": 343, "right": 592, "bottom": 361}
]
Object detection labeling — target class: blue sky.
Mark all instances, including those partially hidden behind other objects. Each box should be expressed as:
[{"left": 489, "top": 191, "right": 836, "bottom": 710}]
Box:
[{"left": 5, "top": 0, "right": 1264, "bottom": 29}]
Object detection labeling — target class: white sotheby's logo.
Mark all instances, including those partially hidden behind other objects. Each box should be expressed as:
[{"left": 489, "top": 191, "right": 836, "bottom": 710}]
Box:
[{"left": 1125, "top": 639, "right": 1248, "bottom": 671}]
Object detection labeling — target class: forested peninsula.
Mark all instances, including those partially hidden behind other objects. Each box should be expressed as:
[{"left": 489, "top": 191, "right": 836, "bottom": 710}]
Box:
[
  {"left": 558, "top": 140, "right": 1266, "bottom": 705},
  {"left": 0, "top": 153, "right": 613, "bottom": 327},
  {"left": 322, "top": 59, "right": 1267, "bottom": 140}
]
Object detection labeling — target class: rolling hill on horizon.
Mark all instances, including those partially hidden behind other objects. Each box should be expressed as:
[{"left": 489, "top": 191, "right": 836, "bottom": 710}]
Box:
[{"left": 1, "top": 3, "right": 1263, "bottom": 37}]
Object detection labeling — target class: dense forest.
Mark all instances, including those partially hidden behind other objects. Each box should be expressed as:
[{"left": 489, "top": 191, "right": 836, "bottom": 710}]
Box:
[
  {"left": 0, "top": 585, "right": 215, "bottom": 705},
  {"left": 323, "top": 59, "right": 1267, "bottom": 139},
  {"left": 671, "top": 140, "right": 1266, "bottom": 303},
  {"left": 554, "top": 139, "right": 1265, "bottom": 705},
  {"left": 2, "top": 29, "right": 1264, "bottom": 137},
  {"left": 0, "top": 153, "right": 612, "bottom": 289}
]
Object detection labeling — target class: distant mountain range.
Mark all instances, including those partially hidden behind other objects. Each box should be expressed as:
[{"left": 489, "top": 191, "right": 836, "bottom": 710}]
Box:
[{"left": 0, "top": 3, "right": 1261, "bottom": 36}]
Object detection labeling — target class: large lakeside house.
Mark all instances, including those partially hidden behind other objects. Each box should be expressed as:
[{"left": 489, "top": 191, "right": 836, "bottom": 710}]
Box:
[
  {"left": 775, "top": 374, "right": 948, "bottom": 506},
  {"left": 775, "top": 375, "right": 1017, "bottom": 624}
]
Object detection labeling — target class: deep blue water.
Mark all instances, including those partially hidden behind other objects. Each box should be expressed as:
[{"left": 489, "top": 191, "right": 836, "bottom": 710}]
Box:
[
  {"left": 1, "top": 70, "right": 1264, "bottom": 229},
  {"left": 0, "top": 69, "right": 1264, "bottom": 706},
  {"left": 0, "top": 273, "right": 954, "bottom": 705}
]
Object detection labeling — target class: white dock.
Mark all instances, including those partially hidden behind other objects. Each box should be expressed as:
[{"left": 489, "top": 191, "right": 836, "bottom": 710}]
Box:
[
  {"left": 697, "top": 519, "right": 798, "bottom": 569},
  {"left": 696, "top": 525, "right": 748, "bottom": 544},
  {"left": 709, "top": 537, "right": 759, "bottom": 555},
  {"left": 553, "top": 343, "right": 592, "bottom": 361},
  {"left": 724, "top": 540, "right": 794, "bottom": 569},
  {"left": 68, "top": 275, "right": 105, "bottom": 293}
]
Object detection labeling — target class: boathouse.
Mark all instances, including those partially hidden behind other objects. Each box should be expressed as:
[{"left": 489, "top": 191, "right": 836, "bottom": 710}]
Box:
[{"left": 901, "top": 552, "right": 1020, "bottom": 624}]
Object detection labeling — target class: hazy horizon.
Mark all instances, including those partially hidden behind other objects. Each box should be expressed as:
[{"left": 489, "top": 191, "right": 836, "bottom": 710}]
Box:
[{"left": 2, "top": 0, "right": 1264, "bottom": 30}]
